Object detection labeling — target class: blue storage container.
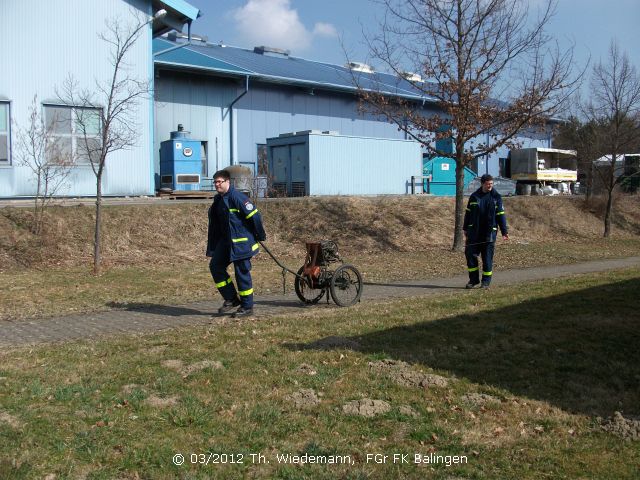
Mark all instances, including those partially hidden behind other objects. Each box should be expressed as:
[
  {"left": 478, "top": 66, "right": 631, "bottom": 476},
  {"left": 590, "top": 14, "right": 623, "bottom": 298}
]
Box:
[
  {"left": 423, "top": 156, "right": 476, "bottom": 196},
  {"left": 160, "top": 125, "right": 202, "bottom": 191},
  {"left": 266, "top": 131, "right": 422, "bottom": 196}
]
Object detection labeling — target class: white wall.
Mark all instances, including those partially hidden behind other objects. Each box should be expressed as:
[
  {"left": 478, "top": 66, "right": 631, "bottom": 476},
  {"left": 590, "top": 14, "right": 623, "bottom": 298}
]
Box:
[{"left": 0, "top": 0, "right": 154, "bottom": 197}]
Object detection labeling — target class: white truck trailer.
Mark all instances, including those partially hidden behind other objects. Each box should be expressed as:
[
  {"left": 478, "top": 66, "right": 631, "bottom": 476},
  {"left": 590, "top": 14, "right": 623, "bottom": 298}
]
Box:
[{"left": 509, "top": 147, "right": 578, "bottom": 194}]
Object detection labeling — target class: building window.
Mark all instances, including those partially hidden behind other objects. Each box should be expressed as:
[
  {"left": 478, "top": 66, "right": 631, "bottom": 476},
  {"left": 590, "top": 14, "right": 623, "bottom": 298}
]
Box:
[
  {"left": 44, "top": 105, "right": 101, "bottom": 164},
  {"left": 0, "top": 102, "right": 9, "bottom": 164}
]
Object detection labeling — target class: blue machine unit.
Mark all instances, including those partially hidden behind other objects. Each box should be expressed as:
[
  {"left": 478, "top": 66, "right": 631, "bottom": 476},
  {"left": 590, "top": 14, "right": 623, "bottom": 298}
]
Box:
[
  {"left": 160, "top": 125, "right": 202, "bottom": 191},
  {"left": 423, "top": 156, "right": 476, "bottom": 196}
]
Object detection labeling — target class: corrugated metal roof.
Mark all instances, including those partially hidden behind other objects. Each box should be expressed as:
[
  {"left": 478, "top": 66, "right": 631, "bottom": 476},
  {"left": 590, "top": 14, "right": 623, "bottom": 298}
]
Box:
[{"left": 153, "top": 38, "right": 438, "bottom": 103}]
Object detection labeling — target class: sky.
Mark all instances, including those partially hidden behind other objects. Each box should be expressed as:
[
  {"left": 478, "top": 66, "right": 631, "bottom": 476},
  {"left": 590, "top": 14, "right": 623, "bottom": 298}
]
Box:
[{"left": 184, "top": 0, "right": 640, "bottom": 77}]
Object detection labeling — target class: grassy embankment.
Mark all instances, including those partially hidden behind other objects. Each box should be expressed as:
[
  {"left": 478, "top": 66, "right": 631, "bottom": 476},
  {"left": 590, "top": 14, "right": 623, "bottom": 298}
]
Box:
[
  {"left": 0, "top": 268, "right": 639, "bottom": 478},
  {"left": 0, "top": 195, "right": 639, "bottom": 320}
]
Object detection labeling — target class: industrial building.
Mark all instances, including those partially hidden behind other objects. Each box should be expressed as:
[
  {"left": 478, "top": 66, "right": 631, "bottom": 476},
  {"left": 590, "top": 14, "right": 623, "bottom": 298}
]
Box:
[
  {"left": 1, "top": 0, "right": 552, "bottom": 198},
  {"left": 0, "top": 0, "right": 199, "bottom": 198},
  {"left": 153, "top": 35, "right": 552, "bottom": 196}
]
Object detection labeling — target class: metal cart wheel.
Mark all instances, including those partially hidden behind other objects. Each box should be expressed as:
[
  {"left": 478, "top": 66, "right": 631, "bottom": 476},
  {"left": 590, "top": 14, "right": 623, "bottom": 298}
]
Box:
[
  {"left": 294, "top": 266, "right": 325, "bottom": 305},
  {"left": 329, "top": 264, "right": 363, "bottom": 307}
]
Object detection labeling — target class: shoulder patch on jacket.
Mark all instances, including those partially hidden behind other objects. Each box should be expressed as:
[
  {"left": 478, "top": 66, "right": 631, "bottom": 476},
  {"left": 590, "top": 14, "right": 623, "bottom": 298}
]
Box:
[{"left": 244, "top": 201, "right": 254, "bottom": 211}]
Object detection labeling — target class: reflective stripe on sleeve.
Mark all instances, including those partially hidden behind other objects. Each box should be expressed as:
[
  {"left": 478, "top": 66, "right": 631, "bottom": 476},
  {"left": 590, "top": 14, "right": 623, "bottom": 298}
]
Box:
[
  {"left": 246, "top": 209, "right": 258, "bottom": 219},
  {"left": 232, "top": 237, "right": 248, "bottom": 243},
  {"left": 238, "top": 288, "right": 254, "bottom": 296},
  {"left": 252, "top": 243, "right": 259, "bottom": 251}
]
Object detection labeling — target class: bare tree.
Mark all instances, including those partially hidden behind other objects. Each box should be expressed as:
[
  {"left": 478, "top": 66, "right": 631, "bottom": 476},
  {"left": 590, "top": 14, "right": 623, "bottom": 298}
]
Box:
[
  {"left": 359, "top": 0, "right": 579, "bottom": 249},
  {"left": 584, "top": 41, "right": 640, "bottom": 237},
  {"left": 57, "top": 13, "right": 152, "bottom": 274},
  {"left": 553, "top": 116, "right": 603, "bottom": 200},
  {"left": 15, "top": 95, "right": 73, "bottom": 235}
]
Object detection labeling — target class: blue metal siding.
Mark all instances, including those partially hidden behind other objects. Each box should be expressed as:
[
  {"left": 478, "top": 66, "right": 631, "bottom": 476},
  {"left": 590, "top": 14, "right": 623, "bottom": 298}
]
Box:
[
  {"left": 155, "top": 70, "right": 555, "bottom": 190},
  {"left": 233, "top": 84, "right": 408, "bottom": 170},
  {"left": 0, "top": 0, "right": 153, "bottom": 197},
  {"left": 307, "top": 134, "right": 422, "bottom": 195},
  {"left": 154, "top": 74, "right": 239, "bottom": 179},
  {"left": 423, "top": 157, "right": 476, "bottom": 196}
]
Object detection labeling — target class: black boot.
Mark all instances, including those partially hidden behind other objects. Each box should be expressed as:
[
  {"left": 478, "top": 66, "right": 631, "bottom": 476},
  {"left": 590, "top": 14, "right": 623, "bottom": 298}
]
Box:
[
  {"left": 218, "top": 298, "right": 241, "bottom": 314},
  {"left": 231, "top": 306, "right": 254, "bottom": 318}
]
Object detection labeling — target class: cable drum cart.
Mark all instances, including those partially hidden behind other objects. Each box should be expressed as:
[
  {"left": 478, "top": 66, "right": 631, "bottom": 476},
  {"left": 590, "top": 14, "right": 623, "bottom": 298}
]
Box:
[{"left": 260, "top": 240, "right": 364, "bottom": 307}]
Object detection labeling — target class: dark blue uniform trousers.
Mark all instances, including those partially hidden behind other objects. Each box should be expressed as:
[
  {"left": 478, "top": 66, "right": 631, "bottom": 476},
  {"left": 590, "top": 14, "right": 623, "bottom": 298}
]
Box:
[
  {"left": 209, "top": 243, "right": 254, "bottom": 308},
  {"left": 465, "top": 240, "right": 495, "bottom": 285}
]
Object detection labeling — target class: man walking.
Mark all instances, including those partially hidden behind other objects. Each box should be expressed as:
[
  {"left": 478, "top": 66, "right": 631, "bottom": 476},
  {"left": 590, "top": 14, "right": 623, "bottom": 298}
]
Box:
[
  {"left": 207, "top": 170, "right": 266, "bottom": 317},
  {"left": 463, "top": 174, "right": 509, "bottom": 288}
]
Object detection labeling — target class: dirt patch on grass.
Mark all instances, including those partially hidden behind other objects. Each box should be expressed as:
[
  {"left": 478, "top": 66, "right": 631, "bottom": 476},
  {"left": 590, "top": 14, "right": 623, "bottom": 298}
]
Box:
[
  {"left": 600, "top": 412, "right": 640, "bottom": 441},
  {"left": 342, "top": 399, "right": 391, "bottom": 417},
  {"left": 0, "top": 411, "right": 21, "bottom": 429},
  {"left": 121, "top": 384, "right": 146, "bottom": 395},
  {"left": 144, "top": 395, "right": 180, "bottom": 409},
  {"left": 145, "top": 345, "right": 168, "bottom": 355},
  {"left": 286, "top": 389, "right": 321, "bottom": 409},
  {"left": 295, "top": 363, "right": 317, "bottom": 375},
  {"left": 461, "top": 393, "right": 502, "bottom": 407},
  {"left": 181, "top": 360, "right": 223, "bottom": 377},
  {"left": 398, "top": 405, "right": 420, "bottom": 418},
  {"left": 161, "top": 359, "right": 223, "bottom": 377},
  {"left": 369, "top": 359, "right": 449, "bottom": 388},
  {"left": 161, "top": 359, "right": 184, "bottom": 371}
]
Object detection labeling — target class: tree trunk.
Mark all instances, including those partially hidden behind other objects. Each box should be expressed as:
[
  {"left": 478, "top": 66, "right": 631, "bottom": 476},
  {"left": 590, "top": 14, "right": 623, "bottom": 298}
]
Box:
[
  {"left": 603, "top": 189, "right": 613, "bottom": 237},
  {"left": 603, "top": 156, "right": 617, "bottom": 238},
  {"left": 93, "top": 174, "right": 103, "bottom": 275},
  {"left": 452, "top": 160, "right": 466, "bottom": 251},
  {"left": 33, "top": 174, "right": 42, "bottom": 235},
  {"left": 603, "top": 187, "right": 613, "bottom": 238}
]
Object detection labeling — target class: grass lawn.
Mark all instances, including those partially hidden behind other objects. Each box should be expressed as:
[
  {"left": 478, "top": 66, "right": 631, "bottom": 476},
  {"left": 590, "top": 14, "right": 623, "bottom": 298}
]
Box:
[
  {"left": 2, "top": 237, "right": 640, "bottom": 322},
  {"left": 1, "top": 268, "right": 639, "bottom": 479}
]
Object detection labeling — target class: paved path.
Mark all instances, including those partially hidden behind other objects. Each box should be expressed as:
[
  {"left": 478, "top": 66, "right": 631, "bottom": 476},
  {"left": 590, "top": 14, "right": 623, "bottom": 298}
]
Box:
[{"left": 1, "top": 257, "right": 639, "bottom": 348}]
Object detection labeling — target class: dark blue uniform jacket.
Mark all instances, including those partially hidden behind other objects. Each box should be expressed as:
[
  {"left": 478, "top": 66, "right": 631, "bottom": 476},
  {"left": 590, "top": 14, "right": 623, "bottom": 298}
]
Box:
[
  {"left": 207, "top": 186, "right": 267, "bottom": 261},
  {"left": 463, "top": 187, "right": 508, "bottom": 244}
]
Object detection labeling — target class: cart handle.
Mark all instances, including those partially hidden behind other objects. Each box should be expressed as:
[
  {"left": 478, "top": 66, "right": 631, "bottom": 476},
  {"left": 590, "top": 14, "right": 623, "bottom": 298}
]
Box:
[{"left": 259, "top": 241, "right": 309, "bottom": 294}]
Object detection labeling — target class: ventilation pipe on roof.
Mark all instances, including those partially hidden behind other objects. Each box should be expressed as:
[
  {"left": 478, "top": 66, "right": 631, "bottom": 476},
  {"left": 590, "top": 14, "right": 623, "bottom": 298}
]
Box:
[
  {"left": 154, "top": 20, "right": 193, "bottom": 57},
  {"left": 228, "top": 76, "right": 250, "bottom": 166},
  {"left": 254, "top": 46, "right": 290, "bottom": 57},
  {"left": 400, "top": 71, "right": 423, "bottom": 82},
  {"left": 168, "top": 31, "right": 208, "bottom": 43},
  {"left": 346, "top": 62, "right": 374, "bottom": 74}
]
